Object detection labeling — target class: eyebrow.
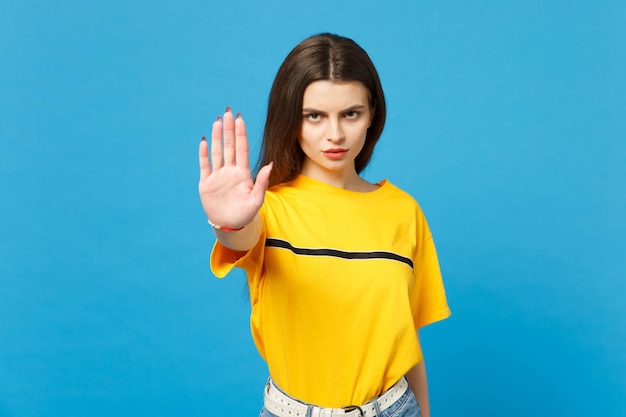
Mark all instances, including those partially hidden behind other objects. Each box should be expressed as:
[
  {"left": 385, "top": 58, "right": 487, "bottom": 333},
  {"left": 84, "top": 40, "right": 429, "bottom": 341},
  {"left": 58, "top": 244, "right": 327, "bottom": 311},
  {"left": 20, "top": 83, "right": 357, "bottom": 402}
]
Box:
[{"left": 302, "top": 104, "right": 367, "bottom": 114}]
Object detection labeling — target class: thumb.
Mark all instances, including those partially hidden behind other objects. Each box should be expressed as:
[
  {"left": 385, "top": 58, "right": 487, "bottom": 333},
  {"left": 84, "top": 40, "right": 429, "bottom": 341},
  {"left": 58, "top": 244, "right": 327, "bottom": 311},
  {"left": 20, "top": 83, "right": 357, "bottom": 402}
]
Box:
[{"left": 251, "top": 162, "right": 273, "bottom": 201}]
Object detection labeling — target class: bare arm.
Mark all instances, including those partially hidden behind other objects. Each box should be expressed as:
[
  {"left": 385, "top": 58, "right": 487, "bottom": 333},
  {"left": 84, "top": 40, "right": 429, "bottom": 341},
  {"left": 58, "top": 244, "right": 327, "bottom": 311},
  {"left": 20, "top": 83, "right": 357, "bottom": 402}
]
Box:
[
  {"left": 406, "top": 332, "right": 431, "bottom": 417},
  {"left": 198, "top": 108, "right": 272, "bottom": 251},
  {"left": 212, "top": 213, "right": 262, "bottom": 251}
]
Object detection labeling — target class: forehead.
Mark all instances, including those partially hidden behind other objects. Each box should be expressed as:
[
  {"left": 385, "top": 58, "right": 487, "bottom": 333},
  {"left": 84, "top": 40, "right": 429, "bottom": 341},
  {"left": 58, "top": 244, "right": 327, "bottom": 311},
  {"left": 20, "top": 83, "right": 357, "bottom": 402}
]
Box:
[{"left": 302, "top": 80, "right": 370, "bottom": 109}]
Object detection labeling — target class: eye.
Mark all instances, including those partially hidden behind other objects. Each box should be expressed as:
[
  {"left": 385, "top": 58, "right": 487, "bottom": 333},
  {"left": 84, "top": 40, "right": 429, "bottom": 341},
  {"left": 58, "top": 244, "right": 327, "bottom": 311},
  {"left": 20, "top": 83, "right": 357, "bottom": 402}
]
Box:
[
  {"left": 304, "top": 113, "right": 321, "bottom": 122},
  {"left": 344, "top": 110, "right": 360, "bottom": 119}
]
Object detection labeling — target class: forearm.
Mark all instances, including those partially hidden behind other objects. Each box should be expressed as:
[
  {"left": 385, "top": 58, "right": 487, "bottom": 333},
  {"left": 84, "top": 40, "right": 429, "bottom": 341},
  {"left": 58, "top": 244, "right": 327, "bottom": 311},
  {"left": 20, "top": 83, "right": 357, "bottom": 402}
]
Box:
[
  {"left": 213, "top": 214, "right": 261, "bottom": 251},
  {"left": 406, "top": 357, "right": 431, "bottom": 417}
]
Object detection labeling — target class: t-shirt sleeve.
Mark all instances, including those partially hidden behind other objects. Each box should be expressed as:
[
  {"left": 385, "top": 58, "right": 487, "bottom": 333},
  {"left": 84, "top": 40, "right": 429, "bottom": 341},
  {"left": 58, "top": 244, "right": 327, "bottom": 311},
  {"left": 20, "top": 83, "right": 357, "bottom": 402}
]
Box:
[
  {"left": 209, "top": 236, "right": 261, "bottom": 277},
  {"left": 411, "top": 212, "right": 451, "bottom": 329},
  {"left": 209, "top": 205, "right": 267, "bottom": 282}
]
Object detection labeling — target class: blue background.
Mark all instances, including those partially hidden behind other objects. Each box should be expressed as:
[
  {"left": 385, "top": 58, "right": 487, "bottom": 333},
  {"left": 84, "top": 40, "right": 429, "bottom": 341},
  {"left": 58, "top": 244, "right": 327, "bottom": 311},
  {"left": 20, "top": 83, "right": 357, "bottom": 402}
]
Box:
[{"left": 1, "top": 1, "right": 625, "bottom": 416}]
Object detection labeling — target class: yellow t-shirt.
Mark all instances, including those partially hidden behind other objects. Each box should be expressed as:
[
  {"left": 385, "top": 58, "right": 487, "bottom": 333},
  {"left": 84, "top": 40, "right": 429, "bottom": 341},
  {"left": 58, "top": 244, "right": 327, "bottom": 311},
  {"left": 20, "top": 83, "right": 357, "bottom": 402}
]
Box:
[{"left": 211, "top": 175, "right": 450, "bottom": 407}]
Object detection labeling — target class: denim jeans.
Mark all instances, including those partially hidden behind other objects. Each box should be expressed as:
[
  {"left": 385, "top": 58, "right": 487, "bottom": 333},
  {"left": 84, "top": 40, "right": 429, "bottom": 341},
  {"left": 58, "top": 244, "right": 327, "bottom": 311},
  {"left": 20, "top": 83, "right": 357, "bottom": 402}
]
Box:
[{"left": 259, "top": 382, "right": 421, "bottom": 417}]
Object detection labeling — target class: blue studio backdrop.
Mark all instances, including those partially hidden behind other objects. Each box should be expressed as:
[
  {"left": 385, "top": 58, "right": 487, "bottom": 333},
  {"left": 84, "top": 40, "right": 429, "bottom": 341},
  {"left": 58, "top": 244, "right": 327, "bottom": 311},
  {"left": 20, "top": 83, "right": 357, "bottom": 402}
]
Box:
[{"left": 1, "top": 1, "right": 624, "bottom": 416}]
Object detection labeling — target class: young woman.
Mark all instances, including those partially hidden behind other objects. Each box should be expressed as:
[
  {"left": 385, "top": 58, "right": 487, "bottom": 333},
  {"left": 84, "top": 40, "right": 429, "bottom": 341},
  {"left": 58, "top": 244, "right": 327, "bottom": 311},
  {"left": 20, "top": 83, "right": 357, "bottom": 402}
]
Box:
[{"left": 198, "top": 33, "right": 450, "bottom": 417}]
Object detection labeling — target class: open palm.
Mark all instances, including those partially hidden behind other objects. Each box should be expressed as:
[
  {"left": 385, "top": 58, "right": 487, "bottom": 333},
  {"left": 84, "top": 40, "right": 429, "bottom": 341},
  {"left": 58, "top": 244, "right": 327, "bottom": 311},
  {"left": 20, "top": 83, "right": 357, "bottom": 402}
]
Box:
[{"left": 198, "top": 108, "right": 272, "bottom": 229}]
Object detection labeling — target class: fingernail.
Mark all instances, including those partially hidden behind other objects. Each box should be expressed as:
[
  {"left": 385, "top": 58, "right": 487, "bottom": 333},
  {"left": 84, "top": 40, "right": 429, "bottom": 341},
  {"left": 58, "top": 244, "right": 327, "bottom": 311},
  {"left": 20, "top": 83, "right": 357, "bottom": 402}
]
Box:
[
  {"left": 201, "top": 136, "right": 206, "bottom": 141},
  {"left": 236, "top": 112, "right": 242, "bottom": 119},
  {"left": 225, "top": 106, "right": 232, "bottom": 113},
  {"left": 216, "top": 115, "right": 222, "bottom": 121}
]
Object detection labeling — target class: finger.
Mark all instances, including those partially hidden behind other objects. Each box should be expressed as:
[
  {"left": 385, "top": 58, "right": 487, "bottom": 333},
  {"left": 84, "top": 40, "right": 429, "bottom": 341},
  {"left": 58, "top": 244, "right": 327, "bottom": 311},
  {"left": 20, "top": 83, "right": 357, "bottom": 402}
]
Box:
[
  {"left": 210, "top": 115, "right": 223, "bottom": 170},
  {"left": 199, "top": 137, "right": 210, "bottom": 180},
  {"left": 251, "top": 162, "right": 273, "bottom": 205},
  {"left": 235, "top": 113, "right": 250, "bottom": 169},
  {"left": 223, "top": 108, "right": 236, "bottom": 166}
]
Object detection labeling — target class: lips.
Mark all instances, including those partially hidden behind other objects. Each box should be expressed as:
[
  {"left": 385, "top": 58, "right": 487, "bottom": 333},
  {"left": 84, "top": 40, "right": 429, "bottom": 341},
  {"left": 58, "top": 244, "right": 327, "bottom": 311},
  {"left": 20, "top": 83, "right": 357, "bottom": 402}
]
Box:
[{"left": 322, "top": 148, "right": 348, "bottom": 160}]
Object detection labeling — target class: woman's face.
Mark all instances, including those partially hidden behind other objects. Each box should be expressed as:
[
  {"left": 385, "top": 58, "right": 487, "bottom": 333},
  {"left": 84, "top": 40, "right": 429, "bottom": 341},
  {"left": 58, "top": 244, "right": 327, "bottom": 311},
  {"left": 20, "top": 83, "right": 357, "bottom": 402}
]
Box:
[{"left": 298, "top": 80, "right": 373, "bottom": 185}]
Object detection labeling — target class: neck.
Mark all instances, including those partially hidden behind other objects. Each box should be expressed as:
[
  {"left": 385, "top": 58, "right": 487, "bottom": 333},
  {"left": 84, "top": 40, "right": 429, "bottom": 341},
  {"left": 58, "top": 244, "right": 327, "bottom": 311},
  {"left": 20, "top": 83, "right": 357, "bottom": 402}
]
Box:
[{"left": 300, "top": 167, "right": 377, "bottom": 192}]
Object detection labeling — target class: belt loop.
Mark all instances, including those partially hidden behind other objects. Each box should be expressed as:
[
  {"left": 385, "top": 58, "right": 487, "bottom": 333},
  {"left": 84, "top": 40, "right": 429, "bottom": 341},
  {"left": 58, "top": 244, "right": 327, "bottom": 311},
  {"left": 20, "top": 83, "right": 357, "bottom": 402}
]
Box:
[{"left": 373, "top": 399, "right": 382, "bottom": 417}]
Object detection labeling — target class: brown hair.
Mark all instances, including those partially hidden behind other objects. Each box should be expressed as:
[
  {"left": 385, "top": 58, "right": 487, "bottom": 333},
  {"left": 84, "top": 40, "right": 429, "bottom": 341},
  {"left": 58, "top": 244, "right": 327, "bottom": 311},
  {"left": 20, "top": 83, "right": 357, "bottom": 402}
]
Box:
[{"left": 256, "top": 33, "right": 386, "bottom": 186}]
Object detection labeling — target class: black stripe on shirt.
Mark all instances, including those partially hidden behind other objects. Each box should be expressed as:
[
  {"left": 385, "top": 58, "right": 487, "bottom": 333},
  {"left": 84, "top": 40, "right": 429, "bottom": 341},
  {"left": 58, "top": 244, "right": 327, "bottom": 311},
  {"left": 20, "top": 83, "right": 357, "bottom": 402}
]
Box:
[{"left": 265, "top": 238, "right": 414, "bottom": 269}]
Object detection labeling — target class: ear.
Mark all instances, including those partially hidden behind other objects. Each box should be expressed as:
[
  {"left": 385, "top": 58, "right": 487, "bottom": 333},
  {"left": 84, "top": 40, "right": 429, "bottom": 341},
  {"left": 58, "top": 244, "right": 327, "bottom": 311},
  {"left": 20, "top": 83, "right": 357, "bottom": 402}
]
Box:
[
  {"left": 369, "top": 111, "right": 375, "bottom": 126},
  {"left": 368, "top": 100, "right": 376, "bottom": 127}
]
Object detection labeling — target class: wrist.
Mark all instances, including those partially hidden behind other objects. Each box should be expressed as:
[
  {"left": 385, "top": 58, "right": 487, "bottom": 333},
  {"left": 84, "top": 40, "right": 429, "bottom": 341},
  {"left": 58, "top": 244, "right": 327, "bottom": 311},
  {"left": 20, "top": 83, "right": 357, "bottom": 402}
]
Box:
[
  {"left": 208, "top": 219, "right": 245, "bottom": 232},
  {"left": 211, "top": 214, "right": 261, "bottom": 252}
]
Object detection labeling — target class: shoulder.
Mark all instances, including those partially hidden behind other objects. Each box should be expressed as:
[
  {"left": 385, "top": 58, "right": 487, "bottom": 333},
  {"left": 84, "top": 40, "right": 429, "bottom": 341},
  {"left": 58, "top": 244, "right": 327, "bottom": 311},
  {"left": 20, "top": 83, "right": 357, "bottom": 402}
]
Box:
[{"left": 381, "top": 180, "right": 423, "bottom": 210}]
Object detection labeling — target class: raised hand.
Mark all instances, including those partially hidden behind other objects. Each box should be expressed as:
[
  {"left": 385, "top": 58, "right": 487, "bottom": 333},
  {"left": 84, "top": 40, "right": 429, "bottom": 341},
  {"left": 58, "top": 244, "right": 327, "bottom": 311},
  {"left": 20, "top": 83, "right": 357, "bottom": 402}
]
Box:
[{"left": 198, "top": 107, "right": 272, "bottom": 230}]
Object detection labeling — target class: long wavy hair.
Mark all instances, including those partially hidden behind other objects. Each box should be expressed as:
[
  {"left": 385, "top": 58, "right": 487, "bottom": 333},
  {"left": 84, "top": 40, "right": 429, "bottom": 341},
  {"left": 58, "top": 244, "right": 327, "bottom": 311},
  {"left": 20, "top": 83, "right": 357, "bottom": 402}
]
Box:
[{"left": 256, "top": 33, "right": 386, "bottom": 186}]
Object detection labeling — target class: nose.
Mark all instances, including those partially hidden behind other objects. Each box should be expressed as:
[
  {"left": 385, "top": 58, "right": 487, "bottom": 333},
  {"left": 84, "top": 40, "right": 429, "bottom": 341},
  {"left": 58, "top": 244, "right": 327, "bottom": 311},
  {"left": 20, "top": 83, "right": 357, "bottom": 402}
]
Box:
[{"left": 326, "top": 118, "right": 345, "bottom": 143}]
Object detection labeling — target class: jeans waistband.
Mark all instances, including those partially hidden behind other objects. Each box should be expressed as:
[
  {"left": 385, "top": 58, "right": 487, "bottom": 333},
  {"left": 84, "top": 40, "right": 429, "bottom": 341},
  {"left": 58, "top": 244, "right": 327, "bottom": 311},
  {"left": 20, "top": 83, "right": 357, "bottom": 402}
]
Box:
[{"left": 263, "top": 377, "right": 409, "bottom": 417}]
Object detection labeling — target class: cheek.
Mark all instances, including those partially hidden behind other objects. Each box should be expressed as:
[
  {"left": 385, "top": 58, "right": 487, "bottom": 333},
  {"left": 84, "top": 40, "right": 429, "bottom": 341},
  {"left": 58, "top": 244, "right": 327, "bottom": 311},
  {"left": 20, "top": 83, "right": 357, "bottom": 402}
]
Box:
[
  {"left": 352, "top": 125, "right": 370, "bottom": 153},
  {"left": 298, "top": 125, "right": 318, "bottom": 146},
  {"left": 297, "top": 132, "right": 312, "bottom": 153},
  {"left": 350, "top": 122, "right": 370, "bottom": 140}
]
